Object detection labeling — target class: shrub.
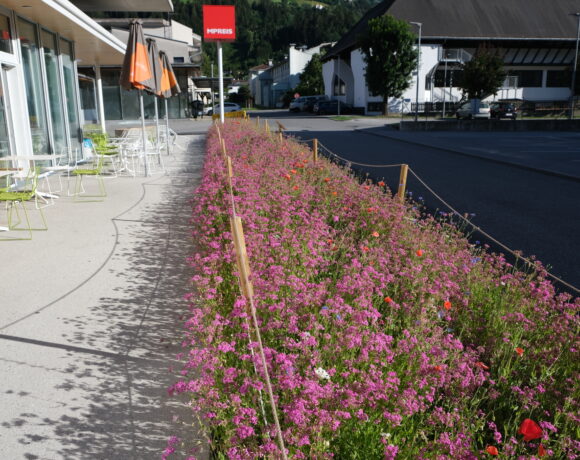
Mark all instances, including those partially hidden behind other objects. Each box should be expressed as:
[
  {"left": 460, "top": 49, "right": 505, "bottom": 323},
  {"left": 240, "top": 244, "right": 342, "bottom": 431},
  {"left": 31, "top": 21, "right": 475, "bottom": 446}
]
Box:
[{"left": 168, "top": 120, "right": 579, "bottom": 459}]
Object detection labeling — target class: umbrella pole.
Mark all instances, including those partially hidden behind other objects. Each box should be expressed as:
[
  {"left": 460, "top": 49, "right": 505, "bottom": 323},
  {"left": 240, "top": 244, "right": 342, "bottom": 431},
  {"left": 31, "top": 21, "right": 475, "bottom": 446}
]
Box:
[
  {"left": 154, "top": 97, "right": 160, "bottom": 161},
  {"left": 165, "top": 99, "right": 170, "bottom": 155},
  {"left": 140, "top": 91, "right": 149, "bottom": 177}
]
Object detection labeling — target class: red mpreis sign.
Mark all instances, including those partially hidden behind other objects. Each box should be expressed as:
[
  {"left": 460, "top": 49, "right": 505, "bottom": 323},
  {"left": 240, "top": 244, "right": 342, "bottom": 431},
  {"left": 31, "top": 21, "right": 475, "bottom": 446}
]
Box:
[{"left": 203, "top": 5, "right": 236, "bottom": 42}]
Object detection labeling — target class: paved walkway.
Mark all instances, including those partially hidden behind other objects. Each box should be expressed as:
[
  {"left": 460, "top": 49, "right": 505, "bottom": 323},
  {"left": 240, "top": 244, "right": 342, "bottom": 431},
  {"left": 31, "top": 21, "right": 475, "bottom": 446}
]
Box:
[{"left": 0, "top": 122, "right": 210, "bottom": 459}]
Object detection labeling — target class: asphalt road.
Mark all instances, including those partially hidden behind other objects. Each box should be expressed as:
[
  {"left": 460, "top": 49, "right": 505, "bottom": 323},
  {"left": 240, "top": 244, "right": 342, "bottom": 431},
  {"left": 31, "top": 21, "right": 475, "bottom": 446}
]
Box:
[{"left": 252, "top": 110, "right": 580, "bottom": 293}]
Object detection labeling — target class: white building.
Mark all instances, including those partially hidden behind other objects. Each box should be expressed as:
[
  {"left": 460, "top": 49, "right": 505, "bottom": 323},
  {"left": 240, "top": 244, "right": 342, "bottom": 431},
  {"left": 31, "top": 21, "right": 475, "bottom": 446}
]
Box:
[
  {"left": 323, "top": 0, "right": 580, "bottom": 114},
  {"left": 250, "top": 43, "right": 334, "bottom": 108}
]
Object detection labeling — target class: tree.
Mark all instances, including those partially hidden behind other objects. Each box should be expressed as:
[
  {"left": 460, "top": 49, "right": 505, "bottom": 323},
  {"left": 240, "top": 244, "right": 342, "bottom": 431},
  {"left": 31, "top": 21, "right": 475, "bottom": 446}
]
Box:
[
  {"left": 359, "top": 14, "right": 418, "bottom": 115},
  {"left": 294, "top": 53, "right": 324, "bottom": 95},
  {"left": 457, "top": 49, "right": 506, "bottom": 100}
]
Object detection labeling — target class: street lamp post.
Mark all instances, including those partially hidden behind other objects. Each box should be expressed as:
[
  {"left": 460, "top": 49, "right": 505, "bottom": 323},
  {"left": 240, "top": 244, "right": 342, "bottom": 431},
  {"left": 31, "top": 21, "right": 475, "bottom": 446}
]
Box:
[
  {"left": 570, "top": 12, "right": 580, "bottom": 120},
  {"left": 410, "top": 22, "right": 422, "bottom": 122}
]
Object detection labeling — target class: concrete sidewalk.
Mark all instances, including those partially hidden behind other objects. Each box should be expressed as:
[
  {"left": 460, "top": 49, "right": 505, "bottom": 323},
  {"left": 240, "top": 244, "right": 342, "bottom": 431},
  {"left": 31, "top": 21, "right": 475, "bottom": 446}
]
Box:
[{"left": 0, "top": 125, "right": 210, "bottom": 459}]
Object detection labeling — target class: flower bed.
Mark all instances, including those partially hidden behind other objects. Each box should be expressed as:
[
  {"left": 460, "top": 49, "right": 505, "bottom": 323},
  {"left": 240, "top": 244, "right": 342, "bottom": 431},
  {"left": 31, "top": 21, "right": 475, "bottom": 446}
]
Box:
[{"left": 169, "top": 120, "right": 579, "bottom": 459}]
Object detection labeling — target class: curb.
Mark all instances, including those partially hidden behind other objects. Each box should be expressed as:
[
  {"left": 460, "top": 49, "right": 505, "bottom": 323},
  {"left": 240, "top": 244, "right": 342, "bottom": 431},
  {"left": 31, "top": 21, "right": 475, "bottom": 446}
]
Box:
[{"left": 355, "top": 128, "right": 580, "bottom": 183}]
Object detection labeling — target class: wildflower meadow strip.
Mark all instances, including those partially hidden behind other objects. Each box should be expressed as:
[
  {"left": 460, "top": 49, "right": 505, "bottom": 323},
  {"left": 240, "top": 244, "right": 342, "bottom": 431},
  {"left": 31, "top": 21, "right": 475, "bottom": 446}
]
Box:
[{"left": 169, "top": 120, "right": 579, "bottom": 459}]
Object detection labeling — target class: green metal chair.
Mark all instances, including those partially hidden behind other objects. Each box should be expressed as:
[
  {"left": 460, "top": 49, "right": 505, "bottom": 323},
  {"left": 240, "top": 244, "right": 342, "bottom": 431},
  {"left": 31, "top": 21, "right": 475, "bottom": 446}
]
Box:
[
  {"left": 0, "top": 168, "right": 48, "bottom": 241},
  {"left": 72, "top": 150, "right": 106, "bottom": 202}
]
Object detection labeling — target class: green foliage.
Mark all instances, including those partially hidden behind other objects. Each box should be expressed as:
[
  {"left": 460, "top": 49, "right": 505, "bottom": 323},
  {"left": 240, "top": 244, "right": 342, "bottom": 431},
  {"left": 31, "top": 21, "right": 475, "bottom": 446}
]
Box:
[
  {"left": 228, "top": 85, "right": 252, "bottom": 107},
  {"left": 358, "top": 15, "right": 418, "bottom": 114},
  {"left": 457, "top": 50, "right": 506, "bottom": 99},
  {"left": 169, "top": 0, "right": 382, "bottom": 76},
  {"left": 294, "top": 53, "right": 324, "bottom": 95}
]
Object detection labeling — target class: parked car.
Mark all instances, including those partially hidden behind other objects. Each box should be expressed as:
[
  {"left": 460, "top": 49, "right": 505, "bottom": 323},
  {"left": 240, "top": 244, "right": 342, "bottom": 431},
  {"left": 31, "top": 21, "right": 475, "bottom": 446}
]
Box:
[
  {"left": 207, "top": 102, "right": 241, "bottom": 116},
  {"left": 490, "top": 102, "right": 518, "bottom": 119},
  {"left": 313, "top": 100, "right": 353, "bottom": 115},
  {"left": 456, "top": 100, "right": 491, "bottom": 119},
  {"left": 303, "top": 95, "right": 329, "bottom": 112},
  {"left": 289, "top": 95, "right": 327, "bottom": 112}
]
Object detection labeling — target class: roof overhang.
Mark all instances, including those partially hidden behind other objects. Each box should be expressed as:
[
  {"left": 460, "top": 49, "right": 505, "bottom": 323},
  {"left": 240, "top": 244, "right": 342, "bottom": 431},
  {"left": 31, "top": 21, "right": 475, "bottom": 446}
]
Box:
[
  {"left": 69, "top": 0, "right": 173, "bottom": 12},
  {"left": 3, "top": 0, "right": 126, "bottom": 65}
]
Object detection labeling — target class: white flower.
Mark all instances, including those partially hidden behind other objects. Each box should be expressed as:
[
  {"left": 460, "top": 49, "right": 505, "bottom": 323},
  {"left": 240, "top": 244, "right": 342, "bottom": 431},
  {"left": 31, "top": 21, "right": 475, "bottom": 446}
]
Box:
[{"left": 314, "top": 367, "right": 330, "bottom": 380}]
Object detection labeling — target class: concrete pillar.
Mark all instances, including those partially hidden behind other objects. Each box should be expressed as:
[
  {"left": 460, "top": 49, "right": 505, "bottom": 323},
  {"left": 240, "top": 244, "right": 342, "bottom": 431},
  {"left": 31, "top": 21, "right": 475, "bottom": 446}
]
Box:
[{"left": 95, "top": 64, "right": 106, "bottom": 133}]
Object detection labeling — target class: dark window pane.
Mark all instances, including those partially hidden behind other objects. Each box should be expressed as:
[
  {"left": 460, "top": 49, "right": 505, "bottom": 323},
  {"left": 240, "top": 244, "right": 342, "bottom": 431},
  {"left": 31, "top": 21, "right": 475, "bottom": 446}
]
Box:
[
  {"left": 546, "top": 70, "right": 571, "bottom": 87},
  {"left": 0, "top": 13, "right": 11, "bottom": 54},
  {"left": 508, "top": 70, "right": 543, "bottom": 87}
]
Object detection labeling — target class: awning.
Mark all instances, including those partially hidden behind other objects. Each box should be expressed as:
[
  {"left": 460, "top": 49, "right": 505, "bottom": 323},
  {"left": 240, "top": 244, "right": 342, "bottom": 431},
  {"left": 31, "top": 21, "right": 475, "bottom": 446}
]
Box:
[
  {"left": 2, "top": 0, "right": 126, "bottom": 65},
  {"left": 69, "top": 0, "right": 173, "bottom": 12}
]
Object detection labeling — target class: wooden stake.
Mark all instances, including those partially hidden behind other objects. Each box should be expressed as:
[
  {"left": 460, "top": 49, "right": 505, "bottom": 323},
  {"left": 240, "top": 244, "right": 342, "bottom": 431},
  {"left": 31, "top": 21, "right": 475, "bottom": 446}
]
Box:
[
  {"left": 397, "top": 164, "right": 409, "bottom": 203},
  {"left": 278, "top": 131, "right": 283, "bottom": 142},
  {"left": 221, "top": 138, "right": 227, "bottom": 157},
  {"left": 265, "top": 121, "right": 270, "bottom": 134},
  {"left": 256, "top": 116, "right": 260, "bottom": 127},
  {"left": 226, "top": 155, "right": 233, "bottom": 179},
  {"left": 230, "top": 216, "right": 254, "bottom": 299},
  {"left": 227, "top": 216, "right": 289, "bottom": 460},
  {"left": 313, "top": 138, "right": 318, "bottom": 162}
]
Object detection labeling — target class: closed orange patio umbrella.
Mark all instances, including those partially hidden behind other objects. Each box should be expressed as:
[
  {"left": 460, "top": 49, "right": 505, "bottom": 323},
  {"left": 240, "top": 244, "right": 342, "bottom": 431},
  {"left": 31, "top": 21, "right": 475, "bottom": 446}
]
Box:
[
  {"left": 159, "top": 51, "right": 181, "bottom": 154},
  {"left": 119, "top": 20, "right": 155, "bottom": 175}
]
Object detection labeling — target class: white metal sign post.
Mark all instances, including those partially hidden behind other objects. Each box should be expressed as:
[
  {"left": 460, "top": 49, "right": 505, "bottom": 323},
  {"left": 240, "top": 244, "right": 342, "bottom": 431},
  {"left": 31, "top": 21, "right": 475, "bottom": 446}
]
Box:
[
  {"left": 218, "top": 41, "right": 225, "bottom": 124},
  {"left": 203, "top": 5, "right": 236, "bottom": 125}
]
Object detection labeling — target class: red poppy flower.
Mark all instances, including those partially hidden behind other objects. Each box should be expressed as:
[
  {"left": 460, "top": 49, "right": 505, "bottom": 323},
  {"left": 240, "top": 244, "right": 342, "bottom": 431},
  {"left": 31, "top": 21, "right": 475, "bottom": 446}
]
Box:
[
  {"left": 284, "top": 174, "right": 291, "bottom": 180},
  {"left": 384, "top": 296, "right": 393, "bottom": 303},
  {"left": 364, "top": 185, "right": 370, "bottom": 190},
  {"left": 372, "top": 231, "right": 379, "bottom": 237},
  {"left": 293, "top": 185, "right": 299, "bottom": 191},
  {"left": 332, "top": 191, "right": 337, "bottom": 196},
  {"left": 378, "top": 181, "right": 385, "bottom": 187},
  {"left": 444, "top": 301, "right": 452, "bottom": 310},
  {"left": 433, "top": 365, "right": 443, "bottom": 372},
  {"left": 518, "top": 418, "right": 543, "bottom": 441},
  {"left": 362, "top": 246, "right": 369, "bottom": 252},
  {"left": 475, "top": 361, "right": 490, "bottom": 370},
  {"left": 327, "top": 239, "right": 333, "bottom": 244},
  {"left": 416, "top": 249, "right": 423, "bottom": 257},
  {"left": 515, "top": 347, "right": 524, "bottom": 356},
  {"left": 324, "top": 177, "right": 331, "bottom": 182},
  {"left": 538, "top": 444, "right": 547, "bottom": 457},
  {"left": 290, "top": 169, "right": 297, "bottom": 174},
  {"left": 485, "top": 446, "right": 499, "bottom": 456},
  {"left": 367, "top": 207, "right": 374, "bottom": 213}
]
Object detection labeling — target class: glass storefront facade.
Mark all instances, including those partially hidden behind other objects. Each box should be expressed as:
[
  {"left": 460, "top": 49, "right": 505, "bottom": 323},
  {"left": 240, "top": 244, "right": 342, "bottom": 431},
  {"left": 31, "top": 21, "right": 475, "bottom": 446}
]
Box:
[
  {"left": 0, "top": 12, "right": 83, "bottom": 158},
  {"left": 92, "top": 67, "right": 190, "bottom": 120}
]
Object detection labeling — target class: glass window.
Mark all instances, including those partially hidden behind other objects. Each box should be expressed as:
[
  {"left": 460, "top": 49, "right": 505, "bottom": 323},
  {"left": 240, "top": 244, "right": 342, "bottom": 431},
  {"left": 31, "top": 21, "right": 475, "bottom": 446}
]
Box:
[
  {"left": 101, "top": 68, "right": 122, "bottom": 120},
  {"left": 18, "top": 18, "right": 49, "bottom": 155},
  {"left": 333, "top": 75, "right": 345, "bottom": 96},
  {"left": 546, "top": 70, "right": 571, "bottom": 88},
  {"left": 509, "top": 70, "right": 543, "bottom": 87},
  {"left": 0, "top": 67, "right": 12, "bottom": 157},
  {"left": 41, "top": 29, "right": 67, "bottom": 154},
  {"left": 60, "top": 38, "right": 80, "bottom": 152},
  {"left": 0, "top": 13, "right": 11, "bottom": 54},
  {"left": 78, "top": 74, "right": 98, "bottom": 124}
]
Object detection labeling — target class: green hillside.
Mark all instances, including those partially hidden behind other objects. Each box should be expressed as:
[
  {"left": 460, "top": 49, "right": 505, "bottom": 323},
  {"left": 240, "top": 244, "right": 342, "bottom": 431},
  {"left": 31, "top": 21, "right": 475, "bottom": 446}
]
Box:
[{"left": 170, "top": 0, "right": 382, "bottom": 76}]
